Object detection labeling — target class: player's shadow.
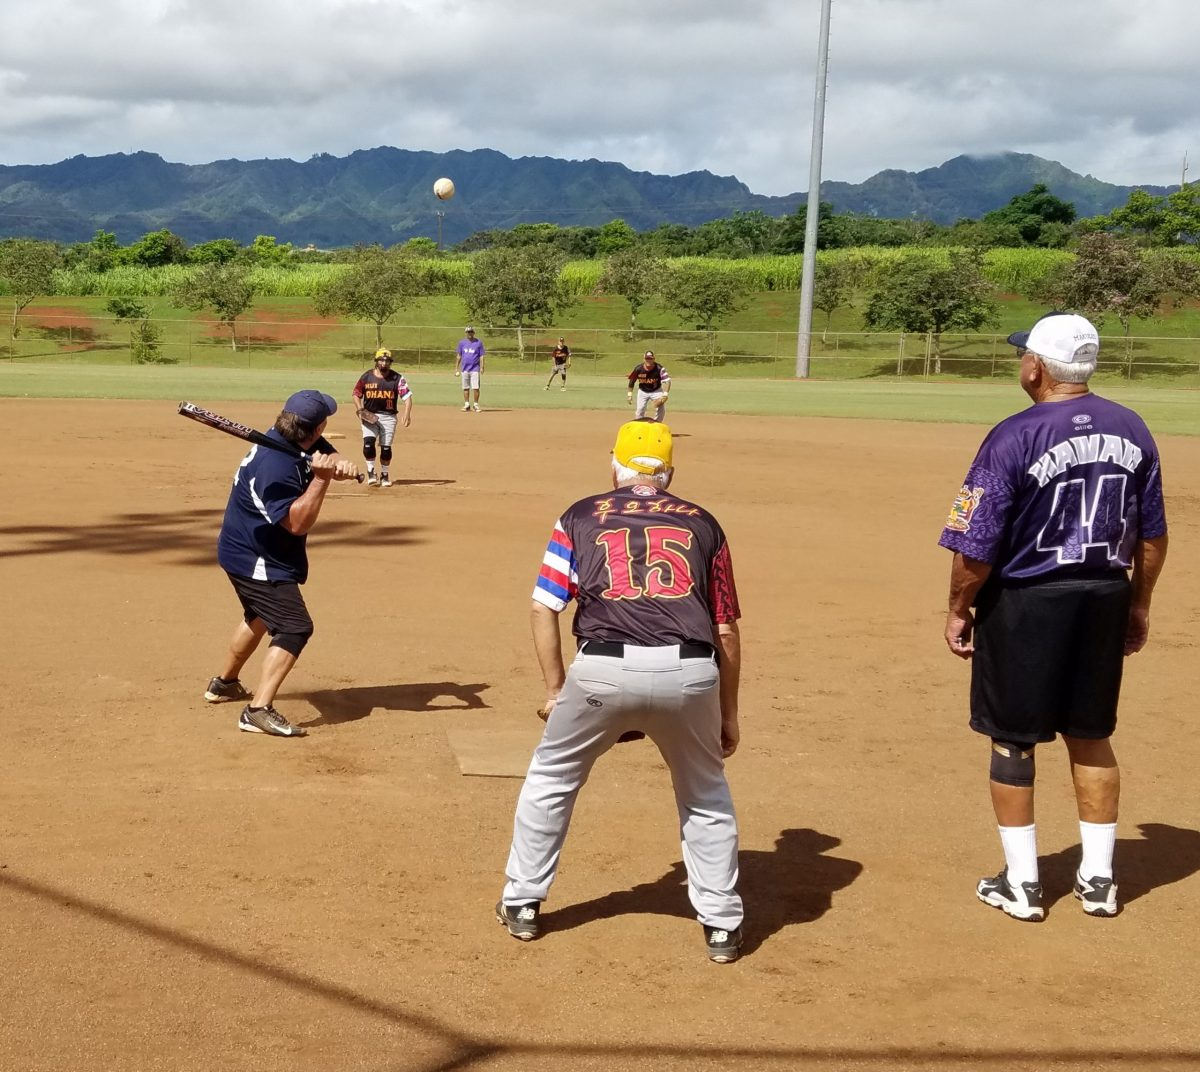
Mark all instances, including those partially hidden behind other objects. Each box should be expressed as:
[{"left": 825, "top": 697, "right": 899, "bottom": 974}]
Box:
[
  {"left": 299, "top": 682, "right": 491, "bottom": 726},
  {"left": 544, "top": 827, "right": 861, "bottom": 956},
  {"left": 1037, "top": 822, "right": 1200, "bottom": 910},
  {"left": 388, "top": 478, "right": 456, "bottom": 486}
]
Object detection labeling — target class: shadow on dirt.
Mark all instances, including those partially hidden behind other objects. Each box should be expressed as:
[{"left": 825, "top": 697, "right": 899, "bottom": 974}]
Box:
[
  {"left": 543, "top": 826, "right": 862, "bottom": 956},
  {"left": 1038, "top": 821, "right": 1200, "bottom": 912},
  {"left": 301, "top": 681, "right": 491, "bottom": 725},
  {"left": 0, "top": 511, "right": 424, "bottom": 564}
]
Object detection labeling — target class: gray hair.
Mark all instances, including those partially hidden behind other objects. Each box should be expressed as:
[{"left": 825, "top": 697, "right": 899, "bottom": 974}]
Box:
[
  {"left": 612, "top": 459, "right": 673, "bottom": 490},
  {"left": 1036, "top": 350, "right": 1097, "bottom": 384}
]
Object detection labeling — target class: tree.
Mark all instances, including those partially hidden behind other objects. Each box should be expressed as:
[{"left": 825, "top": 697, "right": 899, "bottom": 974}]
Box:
[
  {"left": 863, "top": 249, "right": 998, "bottom": 372},
  {"left": 105, "top": 297, "right": 165, "bottom": 363},
  {"left": 189, "top": 239, "right": 241, "bottom": 264},
  {"left": 660, "top": 262, "right": 750, "bottom": 365},
  {"left": 171, "top": 263, "right": 257, "bottom": 351},
  {"left": 597, "top": 247, "right": 665, "bottom": 338},
  {"left": 466, "top": 246, "right": 574, "bottom": 357},
  {"left": 0, "top": 238, "right": 61, "bottom": 340},
  {"left": 124, "top": 229, "right": 188, "bottom": 267},
  {"left": 660, "top": 262, "right": 750, "bottom": 332},
  {"left": 981, "top": 184, "right": 1077, "bottom": 247},
  {"left": 1091, "top": 187, "right": 1200, "bottom": 246},
  {"left": 313, "top": 245, "right": 432, "bottom": 348},
  {"left": 64, "top": 230, "right": 120, "bottom": 272},
  {"left": 595, "top": 219, "right": 637, "bottom": 256},
  {"left": 1034, "top": 232, "right": 1199, "bottom": 339},
  {"left": 241, "top": 234, "right": 292, "bottom": 265},
  {"left": 813, "top": 258, "right": 852, "bottom": 339}
]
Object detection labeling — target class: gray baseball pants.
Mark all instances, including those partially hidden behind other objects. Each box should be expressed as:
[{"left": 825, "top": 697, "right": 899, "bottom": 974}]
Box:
[{"left": 502, "top": 643, "right": 742, "bottom": 930}]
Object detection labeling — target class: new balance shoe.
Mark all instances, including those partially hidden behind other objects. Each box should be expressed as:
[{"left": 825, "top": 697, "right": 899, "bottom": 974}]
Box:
[
  {"left": 204, "top": 676, "right": 251, "bottom": 704},
  {"left": 238, "top": 704, "right": 307, "bottom": 738},
  {"left": 380, "top": 476, "right": 392, "bottom": 488},
  {"left": 1074, "top": 872, "right": 1119, "bottom": 917},
  {"left": 704, "top": 924, "right": 743, "bottom": 964},
  {"left": 976, "top": 868, "right": 1045, "bottom": 921},
  {"left": 495, "top": 900, "right": 540, "bottom": 941}
]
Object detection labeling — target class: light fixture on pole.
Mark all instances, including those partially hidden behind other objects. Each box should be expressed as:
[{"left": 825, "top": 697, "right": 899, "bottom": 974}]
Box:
[{"left": 796, "top": 0, "right": 833, "bottom": 379}]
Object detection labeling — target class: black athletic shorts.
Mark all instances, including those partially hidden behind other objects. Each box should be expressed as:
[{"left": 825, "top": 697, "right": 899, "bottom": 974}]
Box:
[
  {"left": 970, "top": 573, "right": 1132, "bottom": 745},
  {"left": 225, "top": 572, "right": 313, "bottom": 648}
]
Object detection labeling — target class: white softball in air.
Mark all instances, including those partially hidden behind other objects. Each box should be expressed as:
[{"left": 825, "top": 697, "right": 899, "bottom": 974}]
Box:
[{"left": 433, "top": 177, "right": 455, "bottom": 200}]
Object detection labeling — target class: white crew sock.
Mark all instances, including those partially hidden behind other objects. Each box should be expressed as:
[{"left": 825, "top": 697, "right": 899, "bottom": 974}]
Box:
[
  {"left": 1079, "top": 821, "right": 1117, "bottom": 879},
  {"left": 366, "top": 463, "right": 375, "bottom": 476},
  {"left": 998, "top": 824, "right": 1039, "bottom": 885}
]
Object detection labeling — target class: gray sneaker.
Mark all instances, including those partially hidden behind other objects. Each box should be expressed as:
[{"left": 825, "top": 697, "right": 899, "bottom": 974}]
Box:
[
  {"left": 238, "top": 704, "right": 307, "bottom": 738},
  {"left": 1074, "top": 872, "right": 1119, "bottom": 917},
  {"left": 495, "top": 900, "right": 540, "bottom": 941},
  {"left": 204, "top": 677, "right": 251, "bottom": 703},
  {"left": 704, "top": 924, "right": 743, "bottom": 963}
]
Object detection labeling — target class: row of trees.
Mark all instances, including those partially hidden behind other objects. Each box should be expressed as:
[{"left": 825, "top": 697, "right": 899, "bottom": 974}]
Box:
[{"left": 4, "top": 231, "right": 1196, "bottom": 367}]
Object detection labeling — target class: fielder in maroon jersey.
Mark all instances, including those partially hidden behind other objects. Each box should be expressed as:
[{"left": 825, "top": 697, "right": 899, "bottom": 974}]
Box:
[
  {"left": 496, "top": 419, "right": 745, "bottom": 963},
  {"left": 940, "top": 312, "right": 1168, "bottom": 922}
]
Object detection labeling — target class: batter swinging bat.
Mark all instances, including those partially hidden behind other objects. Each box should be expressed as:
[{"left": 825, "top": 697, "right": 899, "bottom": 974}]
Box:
[{"left": 178, "top": 401, "right": 365, "bottom": 483}]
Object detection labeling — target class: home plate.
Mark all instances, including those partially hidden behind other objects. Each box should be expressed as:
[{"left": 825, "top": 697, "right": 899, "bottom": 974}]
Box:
[{"left": 445, "top": 722, "right": 541, "bottom": 777}]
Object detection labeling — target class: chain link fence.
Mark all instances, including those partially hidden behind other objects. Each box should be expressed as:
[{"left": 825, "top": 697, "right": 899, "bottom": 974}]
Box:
[{"left": 4, "top": 312, "right": 1199, "bottom": 386}]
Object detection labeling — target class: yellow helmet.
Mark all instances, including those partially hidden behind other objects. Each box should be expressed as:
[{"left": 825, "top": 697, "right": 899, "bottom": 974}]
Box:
[
  {"left": 613, "top": 420, "right": 673, "bottom": 475},
  {"left": 374, "top": 348, "right": 392, "bottom": 362}
]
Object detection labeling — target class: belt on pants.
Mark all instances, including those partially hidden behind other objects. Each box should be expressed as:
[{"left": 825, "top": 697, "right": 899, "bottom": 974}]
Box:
[{"left": 579, "top": 639, "right": 718, "bottom": 664}]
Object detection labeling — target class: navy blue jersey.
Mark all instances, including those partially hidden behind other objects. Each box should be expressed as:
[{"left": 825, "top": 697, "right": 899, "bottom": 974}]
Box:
[
  {"left": 217, "top": 430, "right": 332, "bottom": 583},
  {"left": 939, "top": 394, "right": 1166, "bottom": 581}
]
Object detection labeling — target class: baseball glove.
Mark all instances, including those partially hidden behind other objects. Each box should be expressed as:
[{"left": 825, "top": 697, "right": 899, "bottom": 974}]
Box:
[
  {"left": 651, "top": 397, "right": 665, "bottom": 412},
  {"left": 359, "top": 410, "right": 378, "bottom": 425}
]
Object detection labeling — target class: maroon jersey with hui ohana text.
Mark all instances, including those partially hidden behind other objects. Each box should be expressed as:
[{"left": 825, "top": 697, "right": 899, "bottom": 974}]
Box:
[{"left": 533, "top": 484, "right": 739, "bottom": 647}]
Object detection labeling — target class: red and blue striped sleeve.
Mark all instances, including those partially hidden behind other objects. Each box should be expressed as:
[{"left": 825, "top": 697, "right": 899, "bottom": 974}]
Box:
[{"left": 532, "top": 520, "right": 577, "bottom": 611}]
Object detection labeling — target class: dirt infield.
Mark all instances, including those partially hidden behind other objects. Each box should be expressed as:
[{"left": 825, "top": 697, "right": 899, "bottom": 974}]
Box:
[{"left": 2, "top": 399, "right": 1198, "bottom": 1072}]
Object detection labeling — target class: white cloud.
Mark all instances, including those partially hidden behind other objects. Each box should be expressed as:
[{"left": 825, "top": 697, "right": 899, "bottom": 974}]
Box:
[{"left": 0, "top": 0, "right": 1195, "bottom": 195}]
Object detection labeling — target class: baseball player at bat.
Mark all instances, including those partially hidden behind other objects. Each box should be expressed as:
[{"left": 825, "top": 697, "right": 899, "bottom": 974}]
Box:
[
  {"left": 202, "top": 390, "right": 360, "bottom": 738},
  {"left": 939, "top": 313, "right": 1169, "bottom": 922},
  {"left": 353, "top": 348, "right": 412, "bottom": 487},
  {"left": 626, "top": 350, "right": 670, "bottom": 421},
  {"left": 497, "top": 420, "right": 745, "bottom": 963}
]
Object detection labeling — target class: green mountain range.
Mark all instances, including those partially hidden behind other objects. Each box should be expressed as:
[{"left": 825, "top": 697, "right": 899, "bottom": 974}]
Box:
[{"left": 0, "top": 147, "right": 1175, "bottom": 248}]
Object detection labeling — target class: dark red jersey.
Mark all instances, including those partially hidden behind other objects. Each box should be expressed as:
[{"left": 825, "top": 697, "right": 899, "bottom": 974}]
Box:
[
  {"left": 353, "top": 369, "right": 411, "bottom": 413},
  {"left": 532, "top": 484, "right": 740, "bottom": 647},
  {"left": 552, "top": 344, "right": 571, "bottom": 366},
  {"left": 628, "top": 362, "right": 670, "bottom": 393}
]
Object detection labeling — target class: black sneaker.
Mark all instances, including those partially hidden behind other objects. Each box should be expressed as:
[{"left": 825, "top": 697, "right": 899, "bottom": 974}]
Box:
[
  {"left": 238, "top": 704, "right": 307, "bottom": 738},
  {"left": 976, "top": 867, "right": 1045, "bottom": 921},
  {"left": 204, "top": 676, "right": 251, "bottom": 703},
  {"left": 1074, "top": 872, "right": 1119, "bottom": 917},
  {"left": 495, "top": 900, "right": 540, "bottom": 941},
  {"left": 704, "top": 924, "right": 743, "bottom": 963}
]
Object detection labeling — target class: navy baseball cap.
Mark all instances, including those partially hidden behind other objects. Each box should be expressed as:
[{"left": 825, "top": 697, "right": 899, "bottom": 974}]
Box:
[{"left": 284, "top": 389, "right": 338, "bottom": 425}]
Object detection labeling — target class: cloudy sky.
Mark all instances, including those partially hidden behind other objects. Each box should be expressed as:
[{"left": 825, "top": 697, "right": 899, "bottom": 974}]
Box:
[{"left": 1, "top": 0, "right": 1195, "bottom": 196}]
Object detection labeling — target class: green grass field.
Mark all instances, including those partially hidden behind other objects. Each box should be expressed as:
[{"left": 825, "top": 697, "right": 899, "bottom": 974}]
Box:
[{"left": 2, "top": 361, "right": 1196, "bottom": 435}]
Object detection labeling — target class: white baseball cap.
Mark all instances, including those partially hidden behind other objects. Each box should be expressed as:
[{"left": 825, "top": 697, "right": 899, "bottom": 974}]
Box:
[{"left": 1008, "top": 312, "right": 1099, "bottom": 364}]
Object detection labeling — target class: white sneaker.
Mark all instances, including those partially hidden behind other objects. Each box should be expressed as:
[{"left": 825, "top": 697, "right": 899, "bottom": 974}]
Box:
[
  {"left": 472, "top": 403, "right": 481, "bottom": 412},
  {"left": 1074, "top": 872, "right": 1119, "bottom": 917},
  {"left": 463, "top": 402, "right": 470, "bottom": 411},
  {"left": 366, "top": 475, "right": 379, "bottom": 487},
  {"left": 976, "top": 868, "right": 1044, "bottom": 921},
  {"left": 560, "top": 386, "right": 566, "bottom": 392},
  {"left": 380, "top": 477, "right": 392, "bottom": 488}
]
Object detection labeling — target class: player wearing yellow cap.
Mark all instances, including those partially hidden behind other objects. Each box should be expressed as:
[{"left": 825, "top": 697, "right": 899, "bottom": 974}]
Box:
[{"left": 496, "top": 420, "right": 745, "bottom": 963}]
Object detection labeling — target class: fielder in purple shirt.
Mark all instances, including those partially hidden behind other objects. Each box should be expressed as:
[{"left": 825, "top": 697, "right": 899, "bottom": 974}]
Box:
[
  {"left": 938, "top": 312, "right": 1168, "bottom": 924},
  {"left": 455, "top": 326, "right": 486, "bottom": 412}
]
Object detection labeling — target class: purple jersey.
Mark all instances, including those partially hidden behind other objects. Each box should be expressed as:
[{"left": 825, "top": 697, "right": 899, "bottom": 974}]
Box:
[
  {"left": 456, "top": 337, "right": 485, "bottom": 371},
  {"left": 939, "top": 393, "right": 1166, "bottom": 581}
]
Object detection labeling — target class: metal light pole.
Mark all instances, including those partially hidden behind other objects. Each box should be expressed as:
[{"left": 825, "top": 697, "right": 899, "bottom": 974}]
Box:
[
  {"left": 436, "top": 209, "right": 445, "bottom": 250},
  {"left": 796, "top": 0, "right": 833, "bottom": 378}
]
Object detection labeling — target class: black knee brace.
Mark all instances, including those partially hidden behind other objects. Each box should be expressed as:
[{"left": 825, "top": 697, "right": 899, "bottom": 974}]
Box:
[
  {"left": 380, "top": 445, "right": 393, "bottom": 464},
  {"left": 269, "top": 624, "right": 313, "bottom": 657},
  {"left": 362, "top": 440, "right": 377, "bottom": 461},
  {"left": 990, "top": 739, "right": 1036, "bottom": 787}
]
